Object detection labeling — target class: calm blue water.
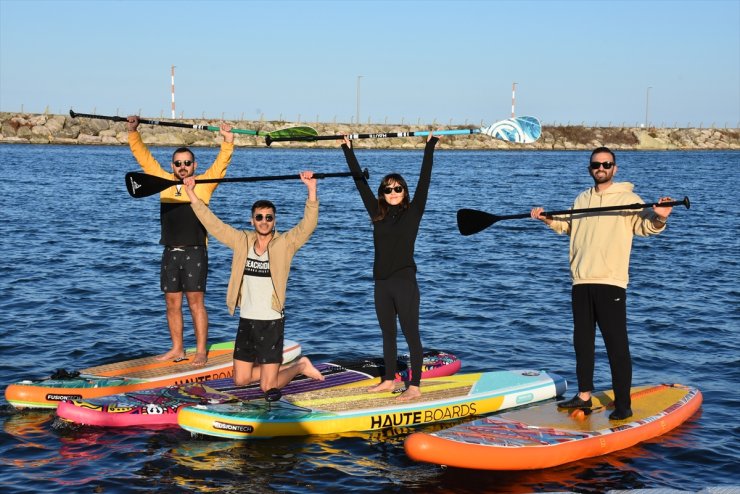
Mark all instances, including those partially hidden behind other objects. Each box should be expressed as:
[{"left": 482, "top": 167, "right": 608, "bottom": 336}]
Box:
[{"left": 0, "top": 143, "right": 738, "bottom": 493}]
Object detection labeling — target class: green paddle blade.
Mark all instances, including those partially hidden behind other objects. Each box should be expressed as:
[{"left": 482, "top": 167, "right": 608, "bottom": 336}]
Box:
[{"left": 266, "top": 126, "right": 318, "bottom": 138}]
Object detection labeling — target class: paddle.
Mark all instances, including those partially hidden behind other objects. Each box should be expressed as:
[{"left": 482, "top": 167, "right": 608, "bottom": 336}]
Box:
[
  {"left": 125, "top": 169, "right": 370, "bottom": 198},
  {"left": 69, "top": 110, "right": 318, "bottom": 138},
  {"left": 265, "top": 116, "right": 542, "bottom": 146},
  {"left": 457, "top": 196, "right": 691, "bottom": 236}
]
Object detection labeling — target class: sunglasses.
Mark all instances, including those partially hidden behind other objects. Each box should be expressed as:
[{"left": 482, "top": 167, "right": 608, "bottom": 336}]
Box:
[
  {"left": 383, "top": 185, "right": 405, "bottom": 194},
  {"left": 254, "top": 214, "right": 274, "bottom": 222},
  {"left": 173, "top": 160, "right": 194, "bottom": 168},
  {"left": 590, "top": 161, "right": 615, "bottom": 170}
]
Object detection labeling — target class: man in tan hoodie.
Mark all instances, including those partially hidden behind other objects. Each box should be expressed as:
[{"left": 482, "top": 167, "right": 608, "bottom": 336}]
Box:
[{"left": 531, "top": 146, "right": 674, "bottom": 421}]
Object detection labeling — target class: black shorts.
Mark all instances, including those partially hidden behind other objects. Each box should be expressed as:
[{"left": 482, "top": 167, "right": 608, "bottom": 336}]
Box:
[
  {"left": 234, "top": 318, "right": 285, "bottom": 364},
  {"left": 160, "top": 246, "right": 208, "bottom": 293}
]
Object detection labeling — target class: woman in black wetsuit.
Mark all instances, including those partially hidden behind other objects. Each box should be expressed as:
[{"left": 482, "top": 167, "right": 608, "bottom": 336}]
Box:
[{"left": 340, "top": 133, "right": 438, "bottom": 401}]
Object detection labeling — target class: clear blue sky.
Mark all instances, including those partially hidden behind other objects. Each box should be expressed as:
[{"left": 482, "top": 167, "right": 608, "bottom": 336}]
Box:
[{"left": 1, "top": 0, "right": 738, "bottom": 127}]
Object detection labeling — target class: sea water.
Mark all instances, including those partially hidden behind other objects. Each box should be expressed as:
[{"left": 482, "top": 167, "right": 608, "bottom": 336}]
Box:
[{"left": 0, "top": 144, "right": 738, "bottom": 493}]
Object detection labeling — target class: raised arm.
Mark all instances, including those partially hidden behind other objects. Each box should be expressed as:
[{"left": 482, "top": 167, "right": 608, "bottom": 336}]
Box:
[
  {"left": 127, "top": 115, "right": 170, "bottom": 177},
  {"left": 280, "top": 171, "right": 319, "bottom": 250},
  {"left": 341, "top": 136, "right": 377, "bottom": 218},
  {"left": 198, "top": 122, "right": 235, "bottom": 181},
  {"left": 182, "top": 176, "right": 242, "bottom": 248},
  {"left": 411, "top": 133, "right": 439, "bottom": 212},
  {"left": 300, "top": 170, "right": 318, "bottom": 202}
]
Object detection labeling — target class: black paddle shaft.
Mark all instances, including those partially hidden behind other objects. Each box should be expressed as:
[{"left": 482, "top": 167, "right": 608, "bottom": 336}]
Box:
[
  {"left": 125, "top": 169, "right": 369, "bottom": 198},
  {"left": 194, "top": 169, "right": 367, "bottom": 185},
  {"left": 457, "top": 196, "right": 690, "bottom": 236},
  {"left": 510, "top": 196, "right": 690, "bottom": 221},
  {"left": 70, "top": 110, "right": 214, "bottom": 131}
]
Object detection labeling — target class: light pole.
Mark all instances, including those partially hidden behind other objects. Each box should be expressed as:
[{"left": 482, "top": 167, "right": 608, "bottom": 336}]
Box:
[
  {"left": 645, "top": 86, "right": 652, "bottom": 128},
  {"left": 356, "top": 75, "right": 363, "bottom": 125},
  {"left": 171, "top": 65, "right": 176, "bottom": 119},
  {"left": 511, "top": 82, "right": 517, "bottom": 117}
]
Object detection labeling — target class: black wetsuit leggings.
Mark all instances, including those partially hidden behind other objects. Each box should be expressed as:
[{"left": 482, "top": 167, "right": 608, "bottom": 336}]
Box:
[
  {"left": 374, "top": 271, "right": 423, "bottom": 387},
  {"left": 572, "top": 284, "right": 632, "bottom": 411}
]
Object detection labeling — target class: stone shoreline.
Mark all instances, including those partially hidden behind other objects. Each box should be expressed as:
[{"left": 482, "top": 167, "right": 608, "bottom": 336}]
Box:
[{"left": 1, "top": 112, "right": 738, "bottom": 150}]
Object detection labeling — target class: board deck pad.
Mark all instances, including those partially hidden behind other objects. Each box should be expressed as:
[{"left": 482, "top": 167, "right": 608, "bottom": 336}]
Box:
[
  {"left": 176, "top": 369, "right": 567, "bottom": 440},
  {"left": 404, "top": 383, "right": 702, "bottom": 470},
  {"left": 56, "top": 350, "right": 460, "bottom": 428},
  {"left": 5, "top": 340, "right": 301, "bottom": 409}
]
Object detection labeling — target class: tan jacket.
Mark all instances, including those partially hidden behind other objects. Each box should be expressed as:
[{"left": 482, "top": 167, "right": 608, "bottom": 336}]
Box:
[
  {"left": 190, "top": 198, "right": 318, "bottom": 315},
  {"left": 548, "top": 182, "right": 665, "bottom": 288}
]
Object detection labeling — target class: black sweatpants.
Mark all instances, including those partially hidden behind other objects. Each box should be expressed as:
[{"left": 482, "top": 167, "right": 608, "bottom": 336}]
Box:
[
  {"left": 374, "top": 270, "right": 423, "bottom": 387},
  {"left": 572, "top": 283, "right": 632, "bottom": 412}
]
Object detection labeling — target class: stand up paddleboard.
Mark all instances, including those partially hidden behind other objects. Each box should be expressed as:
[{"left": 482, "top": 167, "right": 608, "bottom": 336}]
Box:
[
  {"left": 404, "top": 383, "right": 702, "bottom": 470},
  {"left": 57, "top": 350, "right": 460, "bottom": 428},
  {"left": 177, "top": 369, "right": 567, "bottom": 440},
  {"left": 5, "top": 340, "right": 301, "bottom": 409}
]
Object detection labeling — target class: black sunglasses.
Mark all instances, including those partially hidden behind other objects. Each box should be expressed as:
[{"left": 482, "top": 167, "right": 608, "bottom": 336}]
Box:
[
  {"left": 383, "top": 185, "right": 404, "bottom": 194},
  {"left": 254, "top": 214, "right": 274, "bottom": 222},
  {"left": 173, "top": 160, "right": 194, "bottom": 168},
  {"left": 590, "top": 161, "right": 615, "bottom": 170}
]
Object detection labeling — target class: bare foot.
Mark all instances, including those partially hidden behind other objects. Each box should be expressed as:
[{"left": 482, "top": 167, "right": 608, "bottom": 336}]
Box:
[
  {"left": 155, "top": 348, "right": 186, "bottom": 362},
  {"left": 191, "top": 352, "right": 208, "bottom": 367},
  {"left": 368, "top": 380, "right": 396, "bottom": 393},
  {"left": 298, "top": 357, "right": 325, "bottom": 381},
  {"left": 396, "top": 385, "right": 421, "bottom": 402}
]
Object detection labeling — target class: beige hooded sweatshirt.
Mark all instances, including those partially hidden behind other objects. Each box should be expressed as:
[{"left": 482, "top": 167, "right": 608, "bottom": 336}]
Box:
[{"left": 548, "top": 182, "right": 665, "bottom": 289}]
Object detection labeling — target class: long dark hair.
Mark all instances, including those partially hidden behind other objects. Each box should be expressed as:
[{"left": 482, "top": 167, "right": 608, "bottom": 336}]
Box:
[{"left": 373, "top": 173, "right": 409, "bottom": 222}]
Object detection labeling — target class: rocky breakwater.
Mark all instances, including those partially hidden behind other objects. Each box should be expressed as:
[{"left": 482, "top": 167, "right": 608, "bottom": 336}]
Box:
[{"left": 1, "top": 112, "right": 738, "bottom": 150}]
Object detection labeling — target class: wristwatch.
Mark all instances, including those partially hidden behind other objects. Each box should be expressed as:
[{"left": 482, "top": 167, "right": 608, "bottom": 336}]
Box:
[{"left": 655, "top": 215, "right": 667, "bottom": 225}]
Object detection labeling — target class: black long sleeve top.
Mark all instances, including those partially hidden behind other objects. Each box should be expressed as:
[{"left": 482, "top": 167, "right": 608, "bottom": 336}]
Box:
[{"left": 342, "top": 137, "right": 438, "bottom": 280}]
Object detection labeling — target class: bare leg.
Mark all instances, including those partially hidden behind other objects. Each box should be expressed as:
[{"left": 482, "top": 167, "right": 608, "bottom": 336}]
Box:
[
  {"left": 233, "top": 360, "right": 256, "bottom": 386},
  {"left": 368, "top": 380, "right": 397, "bottom": 393},
  {"left": 185, "top": 291, "right": 208, "bottom": 367},
  {"left": 397, "top": 384, "right": 421, "bottom": 401},
  {"left": 230, "top": 359, "right": 310, "bottom": 388},
  {"left": 275, "top": 356, "right": 325, "bottom": 388},
  {"left": 157, "top": 292, "right": 186, "bottom": 361},
  {"left": 259, "top": 363, "right": 281, "bottom": 393}
]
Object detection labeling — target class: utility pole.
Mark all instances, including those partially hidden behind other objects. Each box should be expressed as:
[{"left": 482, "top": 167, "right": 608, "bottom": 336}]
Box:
[
  {"left": 171, "top": 65, "right": 176, "bottom": 119},
  {"left": 645, "top": 86, "right": 652, "bottom": 128},
  {"left": 356, "top": 75, "right": 363, "bottom": 125}
]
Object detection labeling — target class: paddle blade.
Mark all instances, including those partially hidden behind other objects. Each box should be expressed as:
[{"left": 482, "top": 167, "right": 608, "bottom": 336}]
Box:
[
  {"left": 267, "top": 126, "right": 318, "bottom": 139},
  {"left": 125, "top": 172, "right": 178, "bottom": 198},
  {"left": 482, "top": 116, "right": 542, "bottom": 143},
  {"left": 456, "top": 209, "right": 498, "bottom": 236}
]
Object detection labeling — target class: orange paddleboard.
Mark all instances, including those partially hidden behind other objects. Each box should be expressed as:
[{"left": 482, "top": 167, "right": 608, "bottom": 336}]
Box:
[
  {"left": 405, "top": 383, "right": 702, "bottom": 470},
  {"left": 5, "top": 340, "right": 301, "bottom": 409}
]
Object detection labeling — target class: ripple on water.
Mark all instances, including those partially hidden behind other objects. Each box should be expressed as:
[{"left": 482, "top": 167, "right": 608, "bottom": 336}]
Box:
[{"left": 1, "top": 146, "right": 739, "bottom": 492}]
